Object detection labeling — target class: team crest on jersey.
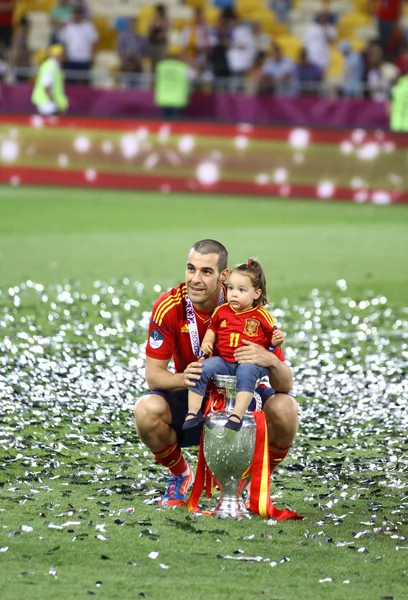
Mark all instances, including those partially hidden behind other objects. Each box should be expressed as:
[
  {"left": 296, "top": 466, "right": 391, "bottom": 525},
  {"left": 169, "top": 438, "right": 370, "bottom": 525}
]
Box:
[
  {"left": 220, "top": 320, "right": 227, "bottom": 328},
  {"left": 181, "top": 324, "right": 189, "bottom": 333},
  {"left": 244, "top": 319, "right": 259, "bottom": 336},
  {"left": 149, "top": 329, "right": 164, "bottom": 349}
]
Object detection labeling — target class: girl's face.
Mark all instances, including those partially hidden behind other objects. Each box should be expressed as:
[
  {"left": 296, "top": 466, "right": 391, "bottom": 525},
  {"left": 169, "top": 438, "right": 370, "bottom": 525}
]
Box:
[{"left": 227, "top": 271, "right": 261, "bottom": 312}]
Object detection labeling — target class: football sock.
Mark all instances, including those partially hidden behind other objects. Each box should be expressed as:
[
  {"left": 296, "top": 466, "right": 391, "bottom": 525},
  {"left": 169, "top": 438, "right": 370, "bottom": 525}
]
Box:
[
  {"left": 269, "top": 442, "right": 290, "bottom": 475},
  {"left": 153, "top": 442, "right": 189, "bottom": 477}
]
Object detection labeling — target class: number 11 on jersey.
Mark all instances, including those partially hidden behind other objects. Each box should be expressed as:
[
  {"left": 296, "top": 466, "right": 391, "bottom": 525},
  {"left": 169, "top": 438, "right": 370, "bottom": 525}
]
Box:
[{"left": 229, "top": 333, "right": 240, "bottom": 347}]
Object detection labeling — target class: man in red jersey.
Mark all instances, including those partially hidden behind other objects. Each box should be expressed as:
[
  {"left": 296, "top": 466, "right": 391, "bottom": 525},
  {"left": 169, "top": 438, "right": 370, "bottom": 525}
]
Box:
[
  {"left": 371, "top": 0, "right": 403, "bottom": 61},
  {"left": 134, "top": 239, "right": 298, "bottom": 506},
  {"left": 0, "top": 0, "right": 15, "bottom": 52}
]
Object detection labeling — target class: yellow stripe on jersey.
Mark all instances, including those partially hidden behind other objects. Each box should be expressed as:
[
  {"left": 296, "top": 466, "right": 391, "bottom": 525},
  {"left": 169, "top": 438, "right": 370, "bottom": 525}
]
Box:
[
  {"left": 152, "top": 285, "right": 188, "bottom": 326},
  {"left": 159, "top": 297, "right": 183, "bottom": 325},
  {"left": 258, "top": 307, "right": 275, "bottom": 327},
  {"left": 153, "top": 290, "right": 182, "bottom": 326}
]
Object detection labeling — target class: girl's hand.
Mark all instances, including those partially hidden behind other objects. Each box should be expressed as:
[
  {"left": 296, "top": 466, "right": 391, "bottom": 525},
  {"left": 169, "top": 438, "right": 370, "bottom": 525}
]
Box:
[
  {"left": 201, "top": 341, "right": 213, "bottom": 355},
  {"left": 271, "top": 329, "right": 285, "bottom": 347}
]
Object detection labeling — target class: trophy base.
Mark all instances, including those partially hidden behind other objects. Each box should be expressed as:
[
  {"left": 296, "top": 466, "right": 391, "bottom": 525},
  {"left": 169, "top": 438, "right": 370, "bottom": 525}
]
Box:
[{"left": 210, "top": 495, "right": 251, "bottom": 519}]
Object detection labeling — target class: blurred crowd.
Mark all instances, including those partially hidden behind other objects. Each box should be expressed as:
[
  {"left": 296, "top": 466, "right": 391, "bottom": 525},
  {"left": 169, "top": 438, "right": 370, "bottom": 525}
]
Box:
[{"left": 1, "top": 0, "right": 408, "bottom": 100}]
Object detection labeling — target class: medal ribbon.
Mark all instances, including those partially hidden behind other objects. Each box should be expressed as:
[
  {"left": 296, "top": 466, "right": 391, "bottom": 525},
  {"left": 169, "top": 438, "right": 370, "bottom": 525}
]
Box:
[{"left": 185, "top": 287, "right": 225, "bottom": 358}]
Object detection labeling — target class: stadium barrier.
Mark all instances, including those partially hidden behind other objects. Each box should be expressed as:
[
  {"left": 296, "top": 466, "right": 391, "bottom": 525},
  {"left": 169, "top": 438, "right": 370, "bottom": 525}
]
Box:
[
  {"left": 0, "top": 115, "right": 407, "bottom": 203},
  {"left": 0, "top": 80, "right": 389, "bottom": 129}
]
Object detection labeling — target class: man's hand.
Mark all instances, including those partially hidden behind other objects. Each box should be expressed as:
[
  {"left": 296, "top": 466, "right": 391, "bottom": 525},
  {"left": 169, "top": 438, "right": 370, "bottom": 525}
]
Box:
[
  {"left": 234, "top": 339, "right": 273, "bottom": 366},
  {"left": 183, "top": 357, "right": 204, "bottom": 387}
]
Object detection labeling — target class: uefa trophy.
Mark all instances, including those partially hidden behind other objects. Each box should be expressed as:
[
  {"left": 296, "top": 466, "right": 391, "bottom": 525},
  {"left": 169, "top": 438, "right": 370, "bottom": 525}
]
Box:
[{"left": 203, "top": 374, "right": 257, "bottom": 519}]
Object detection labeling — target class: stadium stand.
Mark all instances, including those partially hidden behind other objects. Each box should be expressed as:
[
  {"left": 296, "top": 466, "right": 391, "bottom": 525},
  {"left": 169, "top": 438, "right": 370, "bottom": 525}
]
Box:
[{"left": 6, "top": 0, "right": 408, "bottom": 96}]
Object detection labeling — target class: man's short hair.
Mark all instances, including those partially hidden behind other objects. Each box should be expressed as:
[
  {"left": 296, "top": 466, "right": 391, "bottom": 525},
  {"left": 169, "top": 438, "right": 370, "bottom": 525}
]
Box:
[{"left": 191, "top": 239, "right": 228, "bottom": 272}]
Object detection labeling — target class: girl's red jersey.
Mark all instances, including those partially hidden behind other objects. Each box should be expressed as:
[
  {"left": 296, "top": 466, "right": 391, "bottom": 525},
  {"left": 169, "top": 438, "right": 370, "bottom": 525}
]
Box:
[
  {"left": 146, "top": 284, "right": 284, "bottom": 372},
  {"left": 209, "top": 303, "right": 279, "bottom": 362}
]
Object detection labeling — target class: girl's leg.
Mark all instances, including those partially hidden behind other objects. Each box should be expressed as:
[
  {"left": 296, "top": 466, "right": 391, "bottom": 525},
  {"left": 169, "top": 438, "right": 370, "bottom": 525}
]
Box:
[
  {"left": 184, "top": 357, "right": 230, "bottom": 428},
  {"left": 225, "top": 364, "right": 267, "bottom": 431}
]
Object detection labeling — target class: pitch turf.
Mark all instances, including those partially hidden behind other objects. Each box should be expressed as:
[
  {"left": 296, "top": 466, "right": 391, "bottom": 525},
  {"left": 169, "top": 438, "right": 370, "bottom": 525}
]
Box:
[
  {"left": 0, "top": 186, "right": 407, "bottom": 304},
  {"left": 0, "top": 187, "right": 407, "bottom": 600}
]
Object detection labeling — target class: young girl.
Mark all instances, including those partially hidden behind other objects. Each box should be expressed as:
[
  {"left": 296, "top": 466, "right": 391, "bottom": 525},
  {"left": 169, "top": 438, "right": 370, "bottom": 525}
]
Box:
[{"left": 182, "top": 258, "right": 283, "bottom": 432}]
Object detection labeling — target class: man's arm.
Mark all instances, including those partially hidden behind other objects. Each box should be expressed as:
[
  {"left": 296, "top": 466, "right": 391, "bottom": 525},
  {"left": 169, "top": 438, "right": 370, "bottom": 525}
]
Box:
[
  {"left": 145, "top": 356, "right": 204, "bottom": 392},
  {"left": 234, "top": 339, "right": 293, "bottom": 393}
]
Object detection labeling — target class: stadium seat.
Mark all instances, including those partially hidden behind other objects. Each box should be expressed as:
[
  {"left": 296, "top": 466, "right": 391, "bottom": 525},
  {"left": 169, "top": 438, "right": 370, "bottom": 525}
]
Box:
[
  {"left": 137, "top": 4, "right": 155, "bottom": 36},
  {"left": 202, "top": 5, "right": 220, "bottom": 28},
  {"left": 326, "top": 47, "right": 344, "bottom": 81},
  {"left": 92, "top": 15, "right": 118, "bottom": 52},
  {"left": 275, "top": 33, "right": 302, "bottom": 60},
  {"left": 235, "top": 0, "right": 267, "bottom": 20},
  {"left": 183, "top": 0, "right": 206, "bottom": 7},
  {"left": 349, "top": 0, "right": 370, "bottom": 13},
  {"left": 349, "top": 36, "right": 366, "bottom": 52},
  {"left": 170, "top": 4, "right": 195, "bottom": 30},
  {"left": 337, "top": 11, "right": 371, "bottom": 37},
  {"left": 26, "top": 10, "right": 51, "bottom": 51}
]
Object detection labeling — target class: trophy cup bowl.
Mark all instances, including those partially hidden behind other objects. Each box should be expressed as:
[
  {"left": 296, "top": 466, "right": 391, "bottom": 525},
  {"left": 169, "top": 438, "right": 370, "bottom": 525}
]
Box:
[{"left": 203, "top": 374, "right": 257, "bottom": 519}]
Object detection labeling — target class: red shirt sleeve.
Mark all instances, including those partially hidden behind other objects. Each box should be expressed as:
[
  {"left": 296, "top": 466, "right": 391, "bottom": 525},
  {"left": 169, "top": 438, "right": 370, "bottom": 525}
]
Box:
[
  {"left": 272, "top": 346, "right": 285, "bottom": 361},
  {"left": 207, "top": 304, "right": 223, "bottom": 335},
  {"left": 146, "top": 292, "right": 178, "bottom": 361},
  {"left": 257, "top": 309, "right": 275, "bottom": 340},
  {"left": 260, "top": 309, "right": 286, "bottom": 362}
]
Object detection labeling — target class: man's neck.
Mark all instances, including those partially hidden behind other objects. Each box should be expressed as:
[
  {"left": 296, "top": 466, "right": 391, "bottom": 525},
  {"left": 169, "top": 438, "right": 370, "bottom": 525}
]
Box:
[{"left": 191, "top": 287, "right": 223, "bottom": 314}]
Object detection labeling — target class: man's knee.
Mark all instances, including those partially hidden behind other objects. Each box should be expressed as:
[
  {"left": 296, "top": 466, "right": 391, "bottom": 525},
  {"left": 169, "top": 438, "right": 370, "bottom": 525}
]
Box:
[
  {"left": 264, "top": 393, "right": 298, "bottom": 423},
  {"left": 134, "top": 394, "right": 169, "bottom": 432}
]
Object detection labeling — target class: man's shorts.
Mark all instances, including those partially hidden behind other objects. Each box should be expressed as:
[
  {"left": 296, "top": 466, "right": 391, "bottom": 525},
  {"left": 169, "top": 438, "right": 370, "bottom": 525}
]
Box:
[{"left": 147, "top": 385, "right": 276, "bottom": 447}]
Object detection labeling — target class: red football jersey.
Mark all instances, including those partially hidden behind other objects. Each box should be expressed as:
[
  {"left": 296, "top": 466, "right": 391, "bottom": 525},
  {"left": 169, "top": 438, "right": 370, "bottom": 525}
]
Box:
[
  {"left": 376, "top": 0, "right": 401, "bottom": 21},
  {"left": 146, "top": 285, "right": 285, "bottom": 372},
  {"left": 209, "top": 303, "right": 280, "bottom": 363},
  {"left": 146, "top": 283, "right": 214, "bottom": 373}
]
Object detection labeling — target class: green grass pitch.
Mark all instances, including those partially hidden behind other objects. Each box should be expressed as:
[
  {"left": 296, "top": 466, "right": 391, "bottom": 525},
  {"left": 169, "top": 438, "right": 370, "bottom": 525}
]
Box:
[{"left": 0, "top": 186, "right": 407, "bottom": 600}]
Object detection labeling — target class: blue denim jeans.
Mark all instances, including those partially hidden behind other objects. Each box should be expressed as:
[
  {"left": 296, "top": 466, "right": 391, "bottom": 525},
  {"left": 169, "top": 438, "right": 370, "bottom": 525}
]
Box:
[{"left": 190, "top": 356, "right": 269, "bottom": 398}]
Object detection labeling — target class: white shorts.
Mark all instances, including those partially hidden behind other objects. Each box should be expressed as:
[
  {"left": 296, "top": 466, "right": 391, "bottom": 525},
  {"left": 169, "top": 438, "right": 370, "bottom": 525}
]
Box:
[{"left": 37, "top": 101, "right": 58, "bottom": 115}]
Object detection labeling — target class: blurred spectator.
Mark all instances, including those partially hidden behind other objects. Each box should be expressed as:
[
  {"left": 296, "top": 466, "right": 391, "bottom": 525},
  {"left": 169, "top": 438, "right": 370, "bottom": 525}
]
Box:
[
  {"left": 370, "top": 0, "right": 403, "bottom": 61},
  {"left": 269, "top": 0, "right": 292, "bottom": 25},
  {"left": 258, "top": 42, "right": 297, "bottom": 96},
  {"left": 209, "top": 17, "right": 231, "bottom": 81},
  {"left": 338, "top": 40, "right": 364, "bottom": 97},
  {"left": 147, "top": 4, "right": 170, "bottom": 72},
  {"left": 31, "top": 44, "right": 68, "bottom": 115},
  {"left": 389, "top": 72, "right": 408, "bottom": 131},
  {"left": 295, "top": 47, "right": 323, "bottom": 96},
  {"left": 302, "top": 11, "right": 337, "bottom": 73},
  {"left": 245, "top": 50, "right": 267, "bottom": 95},
  {"left": 154, "top": 48, "right": 190, "bottom": 119},
  {"left": 77, "top": 0, "right": 92, "bottom": 20},
  {"left": 252, "top": 21, "right": 272, "bottom": 54},
  {"left": 395, "top": 41, "right": 408, "bottom": 74},
  {"left": 227, "top": 12, "right": 257, "bottom": 80},
  {"left": 60, "top": 5, "right": 98, "bottom": 85},
  {"left": 365, "top": 41, "right": 399, "bottom": 101},
  {"left": 180, "top": 7, "right": 210, "bottom": 72},
  {"left": 117, "top": 17, "right": 146, "bottom": 86},
  {"left": 10, "top": 14, "right": 31, "bottom": 81},
  {"left": 50, "top": 0, "right": 73, "bottom": 45},
  {"left": 0, "top": 50, "right": 7, "bottom": 80},
  {"left": 0, "top": 0, "right": 15, "bottom": 52}
]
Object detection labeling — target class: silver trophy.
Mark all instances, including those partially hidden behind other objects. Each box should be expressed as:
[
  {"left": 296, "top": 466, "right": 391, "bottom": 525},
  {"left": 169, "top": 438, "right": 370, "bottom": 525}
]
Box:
[{"left": 203, "top": 374, "right": 258, "bottom": 519}]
